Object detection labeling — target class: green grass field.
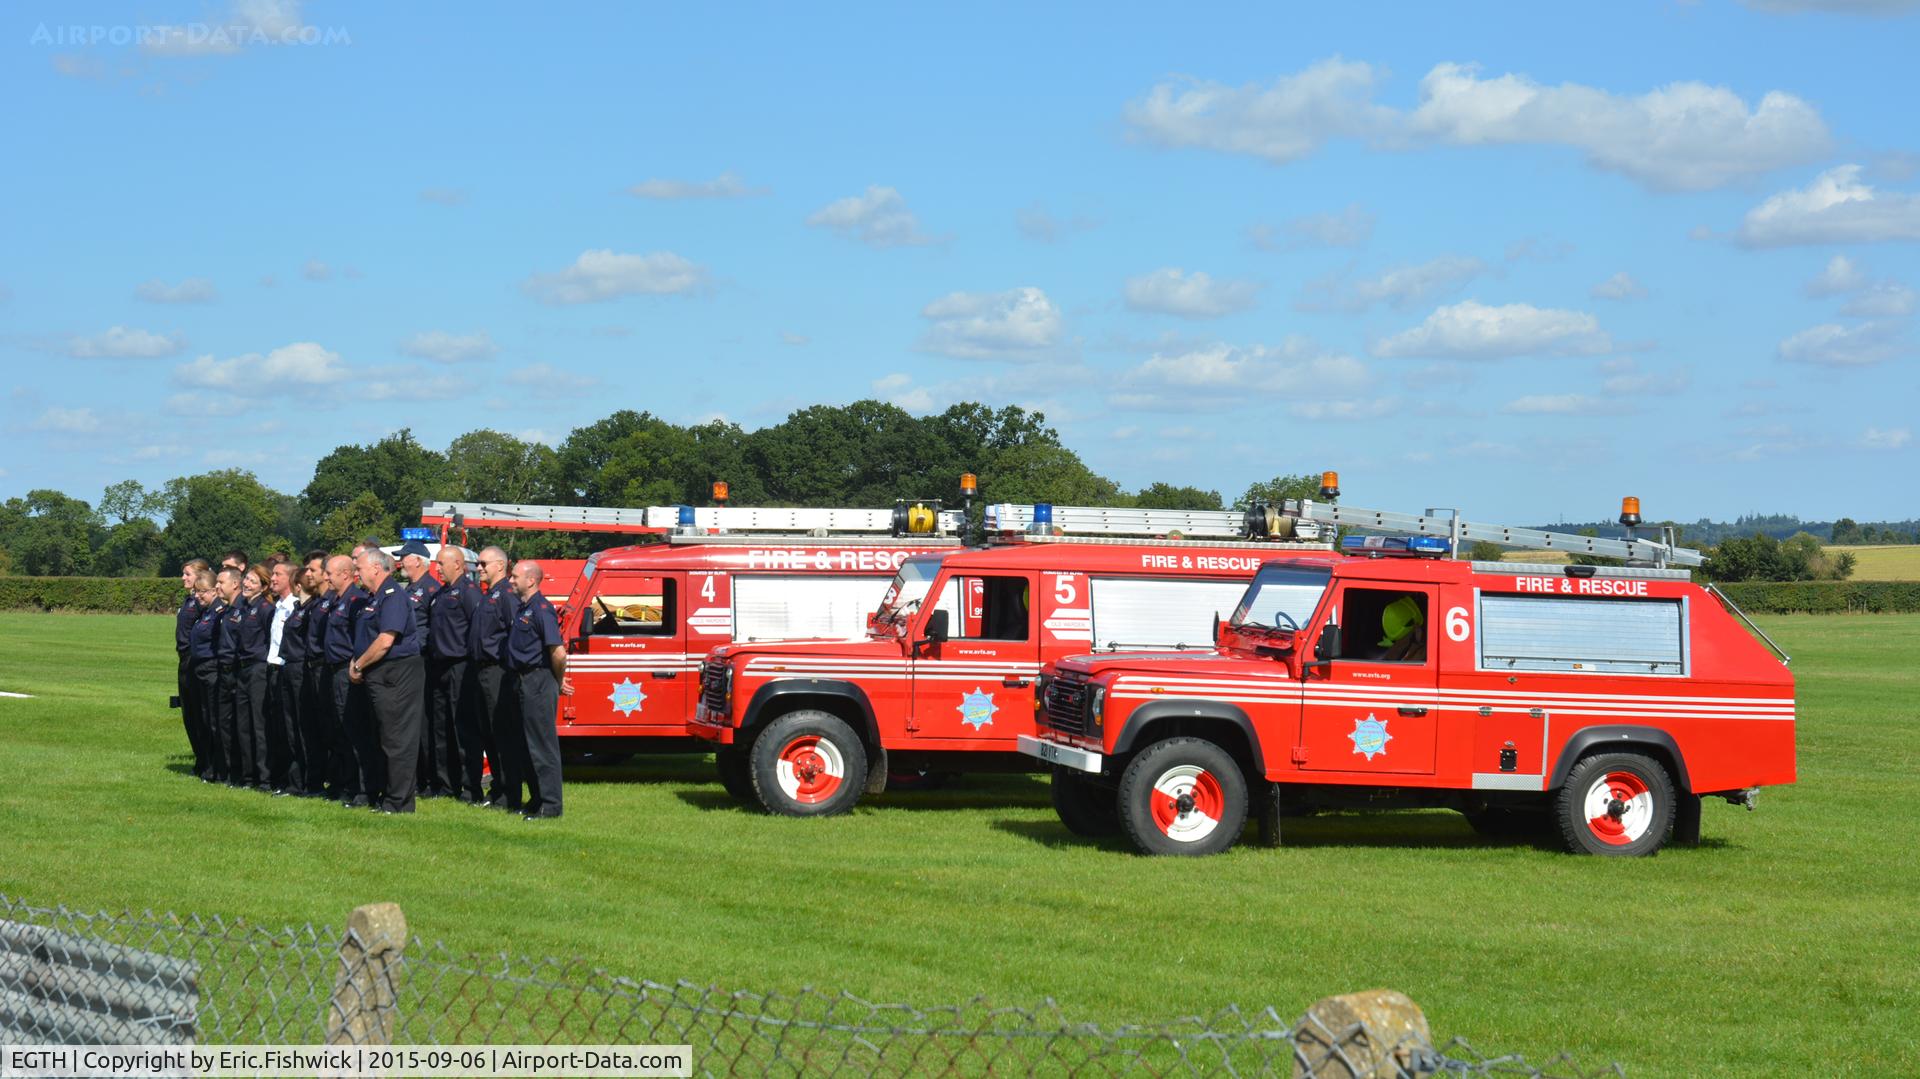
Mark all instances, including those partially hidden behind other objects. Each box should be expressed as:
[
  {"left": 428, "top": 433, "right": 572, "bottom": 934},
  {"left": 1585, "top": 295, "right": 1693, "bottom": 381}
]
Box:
[
  {"left": 0, "top": 612, "right": 1914, "bottom": 1075},
  {"left": 1835, "top": 544, "right": 1920, "bottom": 581}
]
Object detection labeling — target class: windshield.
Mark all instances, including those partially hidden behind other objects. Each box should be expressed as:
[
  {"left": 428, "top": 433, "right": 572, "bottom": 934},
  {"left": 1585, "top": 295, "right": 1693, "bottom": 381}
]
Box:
[
  {"left": 1230, "top": 563, "right": 1331, "bottom": 631},
  {"left": 872, "top": 556, "right": 948, "bottom": 627}
]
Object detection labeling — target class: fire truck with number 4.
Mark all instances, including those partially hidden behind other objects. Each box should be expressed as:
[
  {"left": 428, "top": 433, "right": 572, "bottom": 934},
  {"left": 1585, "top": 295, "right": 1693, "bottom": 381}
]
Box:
[{"left": 1020, "top": 476, "right": 1796, "bottom": 857}]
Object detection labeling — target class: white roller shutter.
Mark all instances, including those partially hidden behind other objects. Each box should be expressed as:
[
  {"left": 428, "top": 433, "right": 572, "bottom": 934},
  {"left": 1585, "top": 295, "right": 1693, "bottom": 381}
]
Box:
[
  {"left": 1478, "top": 595, "right": 1686, "bottom": 675},
  {"left": 1089, "top": 578, "right": 1250, "bottom": 652},
  {"left": 732, "top": 575, "right": 897, "bottom": 642}
]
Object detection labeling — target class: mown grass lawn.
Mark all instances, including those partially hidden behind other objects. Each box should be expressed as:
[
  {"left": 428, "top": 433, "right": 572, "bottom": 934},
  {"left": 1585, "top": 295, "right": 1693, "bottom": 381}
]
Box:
[{"left": 0, "top": 612, "right": 1913, "bottom": 1075}]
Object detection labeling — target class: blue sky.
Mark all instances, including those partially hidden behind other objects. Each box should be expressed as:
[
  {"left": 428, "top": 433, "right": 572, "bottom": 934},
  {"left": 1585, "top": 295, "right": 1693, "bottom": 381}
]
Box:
[{"left": 4, "top": 1, "right": 1917, "bottom": 525}]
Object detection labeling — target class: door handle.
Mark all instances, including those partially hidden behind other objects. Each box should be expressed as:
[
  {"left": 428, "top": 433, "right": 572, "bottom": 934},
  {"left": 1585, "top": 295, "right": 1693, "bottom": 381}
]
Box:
[
  {"left": 1397, "top": 706, "right": 1428, "bottom": 716},
  {"left": 1001, "top": 678, "right": 1031, "bottom": 689},
  {"left": 651, "top": 671, "right": 679, "bottom": 679}
]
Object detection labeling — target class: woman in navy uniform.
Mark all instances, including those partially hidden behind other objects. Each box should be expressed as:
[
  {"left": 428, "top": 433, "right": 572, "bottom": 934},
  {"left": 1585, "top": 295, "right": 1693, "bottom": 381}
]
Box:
[
  {"left": 351, "top": 548, "right": 428, "bottom": 813},
  {"left": 214, "top": 569, "right": 246, "bottom": 787},
  {"left": 175, "top": 559, "right": 210, "bottom": 773},
  {"left": 235, "top": 565, "right": 276, "bottom": 791},
  {"left": 271, "top": 561, "right": 311, "bottom": 795},
  {"left": 295, "top": 552, "right": 331, "bottom": 797},
  {"left": 467, "top": 547, "right": 520, "bottom": 809},
  {"left": 505, "top": 561, "right": 572, "bottom": 819},
  {"left": 186, "top": 571, "right": 224, "bottom": 783}
]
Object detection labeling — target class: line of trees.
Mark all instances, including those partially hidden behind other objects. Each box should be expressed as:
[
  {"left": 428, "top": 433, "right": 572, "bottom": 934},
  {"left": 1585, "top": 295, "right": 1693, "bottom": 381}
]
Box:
[{"left": 0, "top": 401, "right": 1320, "bottom": 578}]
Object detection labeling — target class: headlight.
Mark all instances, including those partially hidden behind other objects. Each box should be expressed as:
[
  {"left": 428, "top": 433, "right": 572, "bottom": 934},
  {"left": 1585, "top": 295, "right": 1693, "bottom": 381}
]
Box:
[
  {"left": 723, "top": 665, "right": 735, "bottom": 707},
  {"left": 1088, "top": 685, "right": 1105, "bottom": 724}
]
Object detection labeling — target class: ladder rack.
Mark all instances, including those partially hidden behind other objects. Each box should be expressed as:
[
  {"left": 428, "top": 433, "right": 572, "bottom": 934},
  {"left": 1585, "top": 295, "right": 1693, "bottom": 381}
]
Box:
[
  {"left": 1276, "top": 499, "right": 1704, "bottom": 568},
  {"left": 419, "top": 500, "right": 963, "bottom": 538},
  {"left": 984, "top": 504, "right": 1324, "bottom": 543}
]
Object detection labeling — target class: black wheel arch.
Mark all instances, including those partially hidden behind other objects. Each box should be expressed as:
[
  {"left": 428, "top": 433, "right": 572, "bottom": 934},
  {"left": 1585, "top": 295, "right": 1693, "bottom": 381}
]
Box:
[
  {"left": 1110, "top": 700, "right": 1265, "bottom": 777},
  {"left": 741, "top": 679, "right": 880, "bottom": 748},
  {"left": 1547, "top": 725, "right": 1690, "bottom": 793}
]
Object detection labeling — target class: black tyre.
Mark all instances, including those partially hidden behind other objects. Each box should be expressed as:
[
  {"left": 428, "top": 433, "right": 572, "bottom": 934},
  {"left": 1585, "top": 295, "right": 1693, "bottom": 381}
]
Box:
[
  {"left": 715, "top": 748, "right": 754, "bottom": 801},
  {"left": 1050, "top": 767, "right": 1120, "bottom": 838},
  {"left": 1555, "top": 752, "right": 1675, "bottom": 856},
  {"left": 748, "top": 710, "right": 868, "bottom": 817},
  {"left": 1462, "top": 806, "right": 1552, "bottom": 841},
  {"left": 1116, "top": 738, "right": 1248, "bottom": 857}
]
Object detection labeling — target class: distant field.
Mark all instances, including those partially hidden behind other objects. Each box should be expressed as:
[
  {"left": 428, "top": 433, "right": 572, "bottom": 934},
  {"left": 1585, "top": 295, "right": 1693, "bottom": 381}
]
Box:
[
  {"left": 0, "top": 612, "right": 1914, "bottom": 1075},
  {"left": 1834, "top": 544, "right": 1920, "bottom": 580}
]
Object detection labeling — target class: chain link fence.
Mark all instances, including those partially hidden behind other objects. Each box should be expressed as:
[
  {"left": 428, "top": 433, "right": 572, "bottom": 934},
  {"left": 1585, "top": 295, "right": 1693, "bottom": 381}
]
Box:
[{"left": 0, "top": 894, "right": 1624, "bottom": 1077}]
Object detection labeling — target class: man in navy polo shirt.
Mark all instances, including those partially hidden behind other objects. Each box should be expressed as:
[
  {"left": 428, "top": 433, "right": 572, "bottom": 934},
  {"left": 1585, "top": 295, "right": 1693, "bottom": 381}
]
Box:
[
  {"left": 467, "top": 546, "right": 520, "bottom": 809},
  {"left": 426, "top": 546, "right": 481, "bottom": 802},
  {"left": 352, "top": 548, "right": 427, "bottom": 814},
  {"left": 321, "top": 554, "right": 372, "bottom": 807},
  {"left": 505, "top": 560, "right": 572, "bottom": 819},
  {"left": 397, "top": 541, "right": 445, "bottom": 796}
]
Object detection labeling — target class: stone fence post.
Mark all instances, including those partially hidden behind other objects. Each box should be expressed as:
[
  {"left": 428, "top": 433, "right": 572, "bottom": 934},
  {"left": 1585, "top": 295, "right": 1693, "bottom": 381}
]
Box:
[{"left": 325, "top": 902, "right": 408, "bottom": 1045}]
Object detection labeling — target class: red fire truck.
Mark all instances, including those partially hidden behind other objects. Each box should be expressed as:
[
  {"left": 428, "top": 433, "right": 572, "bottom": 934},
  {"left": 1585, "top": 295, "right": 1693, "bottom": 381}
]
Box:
[
  {"left": 417, "top": 502, "right": 592, "bottom": 604},
  {"left": 1019, "top": 484, "right": 1796, "bottom": 857},
  {"left": 427, "top": 499, "right": 971, "bottom": 756},
  {"left": 690, "top": 504, "right": 1333, "bottom": 814}
]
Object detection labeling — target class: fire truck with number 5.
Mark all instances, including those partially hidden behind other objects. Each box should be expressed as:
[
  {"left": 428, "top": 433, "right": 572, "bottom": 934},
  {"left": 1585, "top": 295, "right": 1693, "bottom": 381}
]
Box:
[{"left": 1020, "top": 475, "right": 1796, "bottom": 857}]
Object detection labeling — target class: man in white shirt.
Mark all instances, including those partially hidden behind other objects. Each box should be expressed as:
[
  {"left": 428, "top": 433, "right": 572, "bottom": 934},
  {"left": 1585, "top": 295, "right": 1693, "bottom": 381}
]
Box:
[{"left": 266, "top": 562, "right": 298, "bottom": 793}]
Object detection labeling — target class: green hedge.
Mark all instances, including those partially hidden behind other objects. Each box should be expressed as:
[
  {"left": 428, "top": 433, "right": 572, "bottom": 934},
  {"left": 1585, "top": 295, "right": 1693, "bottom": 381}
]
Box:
[
  {"left": 1716, "top": 580, "right": 1920, "bottom": 614},
  {"left": 0, "top": 577, "right": 182, "bottom": 613}
]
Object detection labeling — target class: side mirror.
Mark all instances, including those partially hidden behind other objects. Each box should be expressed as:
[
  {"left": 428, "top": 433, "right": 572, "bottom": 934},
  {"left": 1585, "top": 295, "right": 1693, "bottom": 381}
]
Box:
[
  {"left": 1213, "top": 613, "right": 1223, "bottom": 646},
  {"left": 923, "top": 609, "right": 950, "bottom": 643},
  {"left": 567, "top": 637, "right": 587, "bottom": 655},
  {"left": 1312, "top": 622, "right": 1341, "bottom": 666}
]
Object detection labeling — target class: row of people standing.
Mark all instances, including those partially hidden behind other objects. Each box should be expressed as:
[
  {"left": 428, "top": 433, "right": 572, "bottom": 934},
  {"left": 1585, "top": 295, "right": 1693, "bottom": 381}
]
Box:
[{"left": 173, "top": 542, "right": 572, "bottom": 818}]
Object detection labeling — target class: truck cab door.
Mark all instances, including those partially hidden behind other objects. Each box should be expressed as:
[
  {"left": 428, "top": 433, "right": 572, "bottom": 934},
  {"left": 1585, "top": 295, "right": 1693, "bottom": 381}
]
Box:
[
  {"left": 910, "top": 573, "right": 1042, "bottom": 743},
  {"left": 568, "top": 571, "right": 690, "bottom": 735},
  {"left": 1298, "top": 583, "right": 1441, "bottom": 774}
]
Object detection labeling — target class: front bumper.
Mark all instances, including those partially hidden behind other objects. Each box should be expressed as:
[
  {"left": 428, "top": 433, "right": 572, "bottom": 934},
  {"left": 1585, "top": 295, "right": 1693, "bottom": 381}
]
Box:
[
  {"left": 1016, "top": 734, "right": 1102, "bottom": 774},
  {"left": 690, "top": 704, "right": 735, "bottom": 744}
]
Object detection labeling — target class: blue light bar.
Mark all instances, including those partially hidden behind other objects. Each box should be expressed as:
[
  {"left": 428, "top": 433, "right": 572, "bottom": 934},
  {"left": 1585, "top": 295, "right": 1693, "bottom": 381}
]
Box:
[
  {"left": 1341, "top": 534, "right": 1451, "bottom": 558},
  {"left": 399, "top": 527, "right": 435, "bottom": 541}
]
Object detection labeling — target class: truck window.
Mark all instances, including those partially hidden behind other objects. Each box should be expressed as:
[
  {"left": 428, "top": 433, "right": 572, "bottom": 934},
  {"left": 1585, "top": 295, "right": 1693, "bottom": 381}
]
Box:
[
  {"left": 1337, "top": 589, "right": 1429, "bottom": 663},
  {"left": 1090, "top": 577, "right": 1248, "bottom": 651},
  {"left": 587, "top": 577, "right": 674, "bottom": 636},
  {"left": 735, "top": 575, "right": 898, "bottom": 641},
  {"left": 1231, "top": 563, "right": 1330, "bottom": 630},
  {"left": 1479, "top": 595, "right": 1686, "bottom": 675},
  {"left": 936, "top": 575, "right": 1030, "bottom": 641}
]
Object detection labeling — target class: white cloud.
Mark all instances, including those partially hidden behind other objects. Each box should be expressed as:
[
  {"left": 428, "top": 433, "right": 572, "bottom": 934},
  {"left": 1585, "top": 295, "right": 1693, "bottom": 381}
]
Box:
[
  {"left": 1113, "top": 337, "right": 1372, "bottom": 409},
  {"left": 1777, "top": 320, "right": 1909, "bottom": 366},
  {"left": 1599, "top": 358, "right": 1689, "bottom": 395},
  {"left": 1289, "top": 398, "right": 1399, "bottom": 421},
  {"left": 1016, "top": 202, "right": 1098, "bottom": 243},
  {"left": 65, "top": 326, "right": 186, "bottom": 359},
  {"left": 1250, "top": 203, "right": 1375, "bottom": 250},
  {"left": 806, "top": 186, "right": 934, "bottom": 247},
  {"left": 505, "top": 362, "right": 600, "bottom": 398},
  {"left": 1373, "top": 300, "right": 1613, "bottom": 360},
  {"left": 1804, "top": 255, "right": 1868, "bottom": 296},
  {"left": 143, "top": 0, "right": 315, "bottom": 57},
  {"left": 1127, "top": 58, "right": 1827, "bottom": 190},
  {"left": 1590, "top": 272, "right": 1648, "bottom": 301},
  {"left": 628, "top": 171, "right": 764, "bottom": 199},
  {"left": 1299, "top": 256, "right": 1485, "bottom": 312},
  {"left": 420, "top": 188, "right": 467, "bottom": 206},
  {"left": 399, "top": 330, "right": 496, "bottom": 363},
  {"left": 1841, "top": 282, "right": 1918, "bottom": 317},
  {"left": 520, "top": 249, "right": 707, "bottom": 304},
  {"left": 302, "top": 259, "right": 331, "bottom": 281},
  {"left": 1407, "top": 63, "right": 1828, "bottom": 191},
  {"left": 919, "top": 287, "right": 1063, "bottom": 360},
  {"left": 1501, "top": 393, "right": 1628, "bottom": 416},
  {"left": 873, "top": 373, "right": 934, "bottom": 412},
  {"left": 1739, "top": 165, "right": 1920, "bottom": 246},
  {"left": 174, "top": 342, "right": 351, "bottom": 392},
  {"left": 52, "top": 54, "right": 105, "bottom": 79},
  {"left": 135, "top": 277, "right": 218, "bottom": 303},
  {"left": 1123, "top": 268, "right": 1262, "bottom": 318},
  {"left": 131, "top": 444, "right": 191, "bottom": 461},
  {"left": 31, "top": 407, "right": 102, "bottom": 434},
  {"left": 1125, "top": 58, "right": 1395, "bottom": 165},
  {"left": 1860, "top": 425, "right": 1912, "bottom": 449}
]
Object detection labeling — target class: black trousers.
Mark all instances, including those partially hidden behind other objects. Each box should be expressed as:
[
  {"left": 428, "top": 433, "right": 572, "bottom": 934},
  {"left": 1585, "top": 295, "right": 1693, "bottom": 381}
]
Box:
[
  {"left": 517, "top": 666, "right": 562, "bottom": 817},
  {"left": 274, "top": 661, "right": 304, "bottom": 792},
  {"left": 236, "top": 661, "right": 270, "bottom": 789},
  {"left": 458, "top": 661, "right": 495, "bottom": 802},
  {"left": 190, "top": 659, "right": 221, "bottom": 781},
  {"left": 419, "top": 656, "right": 464, "bottom": 797},
  {"left": 217, "top": 663, "right": 241, "bottom": 785},
  {"left": 299, "top": 661, "right": 331, "bottom": 795},
  {"left": 176, "top": 653, "right": 204, "bottom": 775},
  {"left": 366, "top": 654, "right": 426, "bottom": 813},
  {"left": 475, "top": 663, "right": 521, "bottom": 807},
  {"left": 328, "top": 661, "right": 379, "bottom": 805}
]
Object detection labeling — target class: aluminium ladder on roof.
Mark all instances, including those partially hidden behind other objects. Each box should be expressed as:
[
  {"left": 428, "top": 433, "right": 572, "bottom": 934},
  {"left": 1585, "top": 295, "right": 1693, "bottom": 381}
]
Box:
[
  {"left": 983, "top": 503, "right": 1325, "bottom": 542},
  {"left": 418, "top": 501, "right": 964, "bottom": 536},
  {"left": 1277, "top": 499, "right": 1705, "bottom": 568}
]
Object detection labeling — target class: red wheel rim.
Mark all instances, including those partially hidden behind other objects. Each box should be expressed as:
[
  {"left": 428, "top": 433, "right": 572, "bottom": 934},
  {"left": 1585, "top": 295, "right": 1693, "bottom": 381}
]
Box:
[
  {"left": 775, "top": 735, "right": 845, "bottom": 805},
  {"left": 1149, "top": 764, "right": 1224, "bottom": 842},
  {"left": 1583, "top": 769, "right": 1654, "bottom": 845}
]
